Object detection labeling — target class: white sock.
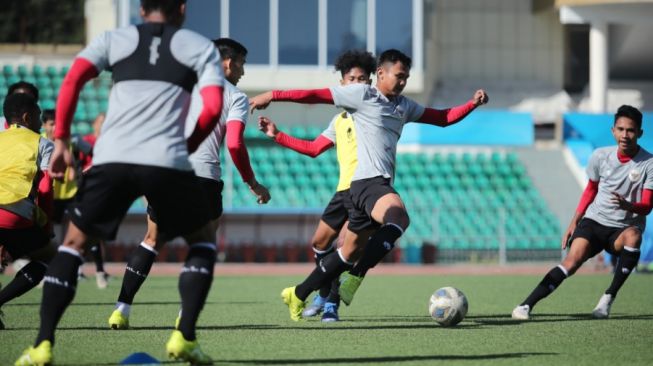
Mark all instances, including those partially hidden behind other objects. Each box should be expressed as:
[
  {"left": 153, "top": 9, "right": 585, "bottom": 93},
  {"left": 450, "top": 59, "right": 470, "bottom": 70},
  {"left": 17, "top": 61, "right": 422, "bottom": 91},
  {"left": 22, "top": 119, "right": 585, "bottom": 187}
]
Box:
[{"left": 116, "top": 301, "right": 131, "bottom": 316}]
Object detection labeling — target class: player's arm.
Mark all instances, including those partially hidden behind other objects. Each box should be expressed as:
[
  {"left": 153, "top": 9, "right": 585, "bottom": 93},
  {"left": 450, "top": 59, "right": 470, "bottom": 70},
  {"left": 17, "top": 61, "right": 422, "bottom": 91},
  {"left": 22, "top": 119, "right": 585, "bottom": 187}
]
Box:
[
  {"left": 51, "top": 57, "right": 99, "bottom": 179},
  {"left": 36, "top": 171, "right": 54, "bottom": 233},
  {"left": 249, "top": 89, "right": 334, "bottom": 113},
  {"left": 258, "top": 116, "right": 334, "bottom": 158},
  {"left": 562, "top": 179, "right": 599, "bottom": 249},
  {"left": 416, "top": 90, "right": 488, "bottom": 127},
  {"left": 187, "top": 86, "right": 224, "bottom": 153},
  {"left": 225, "top": 121, "right": 271, "bottom": 204}
]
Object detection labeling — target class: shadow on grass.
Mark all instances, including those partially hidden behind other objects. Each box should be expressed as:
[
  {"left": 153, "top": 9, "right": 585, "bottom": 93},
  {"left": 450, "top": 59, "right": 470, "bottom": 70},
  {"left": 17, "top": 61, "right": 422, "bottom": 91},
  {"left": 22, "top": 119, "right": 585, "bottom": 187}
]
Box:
[
  {"left": 53, "top": 352, "right": 558, "bottom": 366},
  {"left": 466, "top": 313, "right": 653, "bottom": 325},
  {"left": 221, "top": 352, "right": 558, "bottom": 365},
  {"left": 6, "top": 300, "right": 260, "bottom": 307}
]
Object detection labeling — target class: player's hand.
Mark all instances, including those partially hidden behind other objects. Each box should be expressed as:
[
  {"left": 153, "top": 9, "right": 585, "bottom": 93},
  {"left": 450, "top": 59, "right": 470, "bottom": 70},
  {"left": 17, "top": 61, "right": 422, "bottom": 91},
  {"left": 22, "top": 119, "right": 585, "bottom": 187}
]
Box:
[
  {"left": 247, "top": 179, "right": 271, "bottom": 204},
  {"left": 610, "top": 192, "right": 632, "bottom": 211},
  {"left": 472, "top": 89, "right": 489, "bottom": 106},
  {"left": 561, "top": 226, "right": 574, "bottom": 250},
  {"left": 49, "top": 138, "right": 74, "bottom": 180},
  {"left": 258, "top": 116, "right": 279, "bottom": 139},
  {"left": 249, "top": 91, "right": 273, "bottom": 114}
]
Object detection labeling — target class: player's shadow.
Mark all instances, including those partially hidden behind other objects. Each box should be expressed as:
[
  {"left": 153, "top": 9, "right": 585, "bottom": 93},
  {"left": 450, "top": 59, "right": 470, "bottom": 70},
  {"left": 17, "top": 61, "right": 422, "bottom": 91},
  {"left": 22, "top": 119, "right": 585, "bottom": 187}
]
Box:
[
  {"left": 513, "top": 312, "right": 653, "bottom": 323},
  {"left": 467, "top": 313, "right": 653, "bottom": 326},
  {"left": 222, "top": 352, "right": 558, "bottom": 365}
]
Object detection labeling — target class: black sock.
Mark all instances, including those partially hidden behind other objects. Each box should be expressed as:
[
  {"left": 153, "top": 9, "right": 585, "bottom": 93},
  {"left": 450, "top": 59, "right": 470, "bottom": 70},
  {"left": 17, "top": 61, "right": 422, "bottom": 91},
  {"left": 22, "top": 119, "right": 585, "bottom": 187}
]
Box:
[
  {"left": 313, "top": 245, "right": 335, "bottom": 298},
  {"left": 295, "top": 251, "right": 351, "bottom": 300},
  {"left": 35, "top": 250, "right": 83, "bottom": 346},
  {"left": 177, "top": 244, "right": 216, "bottom": 341},
  {"left": 90, "top": 243, "right": 105, "bottom": 273},
  {"left": 521, "top": 266, "right": 568, "bottom": 309},
  {"left": 0, "top": 261, "right": 48, "bottom": 306},
  {"left": 326, "top": 277, "right": 341, "bottom": 304},
  {"left": 117, "top": 243, "right": 157, "bottom": 305},
  {"left": 349, "top": 224, "right": 403, "bottom": 277},
  {"left": 605, "top": 247, "right": 640, "bottom": 297}
]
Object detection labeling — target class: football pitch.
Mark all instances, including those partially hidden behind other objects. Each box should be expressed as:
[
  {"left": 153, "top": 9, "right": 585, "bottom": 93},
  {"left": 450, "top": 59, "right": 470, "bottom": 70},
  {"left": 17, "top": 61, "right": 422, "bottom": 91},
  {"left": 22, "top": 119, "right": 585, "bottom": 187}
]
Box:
[{"left": 1, "top": 272, "right": 651, "bottom": 365}]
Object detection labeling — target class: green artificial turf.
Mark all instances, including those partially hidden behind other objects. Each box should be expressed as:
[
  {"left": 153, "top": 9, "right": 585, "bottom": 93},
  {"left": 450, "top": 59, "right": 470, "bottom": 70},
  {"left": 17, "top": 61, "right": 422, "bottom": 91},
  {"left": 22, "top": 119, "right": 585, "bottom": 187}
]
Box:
[{"left": 0, "top": 273, "right": 651, "bottom": 365}]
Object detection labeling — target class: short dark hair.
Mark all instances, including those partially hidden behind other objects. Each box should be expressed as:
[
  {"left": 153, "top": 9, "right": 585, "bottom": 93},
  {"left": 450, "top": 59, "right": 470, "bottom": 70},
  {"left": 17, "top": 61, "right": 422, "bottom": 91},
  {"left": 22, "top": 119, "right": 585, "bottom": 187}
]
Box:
[
  {"left": 7, "top": 81, "right": 39, "bottom": 101},
  {"left": 213, "top": 38, "right": 248, "bottom": 60},
  {"left": 334, "top": 50, "right": 376, "bottom": 78},
  {"left": 378, "top": 49, "right": 412, "bottom": 69},
  {"left": 42, "top": 109, "right": 55, "bottom": 122},
  {"left": 615, "top": 105, "right": 643, "bottom": 130},
  {"left": 3, "top": 93, "right": 39, "bottom": 124},
  {"left": 140, "top": 0, "right": 186, "bottom": 19}
]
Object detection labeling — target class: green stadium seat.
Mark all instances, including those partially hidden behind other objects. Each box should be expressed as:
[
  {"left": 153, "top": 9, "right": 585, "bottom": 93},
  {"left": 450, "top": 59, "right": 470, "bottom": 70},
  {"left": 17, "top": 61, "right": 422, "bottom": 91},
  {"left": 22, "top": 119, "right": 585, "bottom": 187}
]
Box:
[
  {"left": 32, "top": 65, "right": 44, "bottom": 77},
  {"left": 3, "top": 65, "right": 14, "bottom": 77},
  {"left": 46, "top": 65, "right": 58, "bottom": 77},
  {"left": 17, "top": 65, "right": 29, "bottom": 77}
]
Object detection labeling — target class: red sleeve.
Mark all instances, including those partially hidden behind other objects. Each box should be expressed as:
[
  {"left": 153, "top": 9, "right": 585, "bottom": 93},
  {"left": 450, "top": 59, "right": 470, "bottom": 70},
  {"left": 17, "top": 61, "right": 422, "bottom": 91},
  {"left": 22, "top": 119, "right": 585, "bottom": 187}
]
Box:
[
  {"left": 187, "top": 85, "right": 224, "bottom": 153},
  {"left": 272, "top": 89, "right": 334, "bottom": 104},
  {"left": 36, "top": 171, "right": 53, "bottom": 229},
  {"left": 225, "top": 121, "right": 255, "bottom": 182},
  {"left": 274, "top": 132, "right": 334, "bottom": 158},
  {"left": 631, "top": 189, "right": 653, "bottom": 215},
  {"left": 416, "top": 101, "right": 476, "bottom": 127},
  {"left": 54, "top": 58, "right": 100, "bottom": 139},
  {"left": 576, "top": 179, "right": 599, "bottom": 215}
]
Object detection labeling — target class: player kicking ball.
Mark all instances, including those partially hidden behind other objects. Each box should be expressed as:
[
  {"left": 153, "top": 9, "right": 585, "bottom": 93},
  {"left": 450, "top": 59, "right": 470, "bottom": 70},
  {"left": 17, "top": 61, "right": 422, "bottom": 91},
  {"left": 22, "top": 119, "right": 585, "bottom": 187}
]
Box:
[
  {"left": 257, "top": 50, "right": 377, "bottom": 322},
  {"left": 512, "top": 105, "right": 651, "bottom": 320},
  {"left": 251, "top": 49, "right": 487, "bottom": 321}
]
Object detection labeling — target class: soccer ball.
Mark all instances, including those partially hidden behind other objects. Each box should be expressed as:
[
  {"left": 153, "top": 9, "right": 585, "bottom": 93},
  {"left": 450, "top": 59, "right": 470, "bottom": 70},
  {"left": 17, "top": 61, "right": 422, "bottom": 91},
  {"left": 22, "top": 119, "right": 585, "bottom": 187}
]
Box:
[{"left": 428, "top": 286, "right": 468, "bottom": 326}]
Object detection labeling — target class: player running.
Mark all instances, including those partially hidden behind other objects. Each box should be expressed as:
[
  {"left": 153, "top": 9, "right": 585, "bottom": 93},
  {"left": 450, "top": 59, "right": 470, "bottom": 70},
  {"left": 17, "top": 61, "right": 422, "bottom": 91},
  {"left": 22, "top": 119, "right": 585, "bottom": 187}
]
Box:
[
  {"left": 15, "top": 0, "right": 225, "bottom": 364},
  {"left": 512, "top": 105, "right": 651, "bottom": 320},
  {"left": 107, "top": 37, "right": 270, "bottom": 330}
]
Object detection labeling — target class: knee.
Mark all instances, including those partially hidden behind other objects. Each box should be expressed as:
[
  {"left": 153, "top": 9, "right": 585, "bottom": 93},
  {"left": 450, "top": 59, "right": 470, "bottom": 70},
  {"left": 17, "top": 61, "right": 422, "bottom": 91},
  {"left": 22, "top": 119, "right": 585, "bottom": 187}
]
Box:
[
  {"left": 561, "top": 258, "right": 582, "bottom": 275},
  {"left": 310, "top": 237, "right": 331, "bottom": 251},
  {"left": 620, "top": 227, "right": 642, "bottom": 248},
  {"left": 388, "top": 210, "right": 409, "bottom": 231}
]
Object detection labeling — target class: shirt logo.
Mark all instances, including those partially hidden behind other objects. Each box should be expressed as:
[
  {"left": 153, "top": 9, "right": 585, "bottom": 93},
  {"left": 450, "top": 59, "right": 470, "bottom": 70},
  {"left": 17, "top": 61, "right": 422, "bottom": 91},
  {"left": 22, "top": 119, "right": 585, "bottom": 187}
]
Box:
[
  {"left": 149, "top": 37, "right": 162, "bottom": 65},
  {"left": 628, "top": 168, "right": 642, "bottom": 182}
]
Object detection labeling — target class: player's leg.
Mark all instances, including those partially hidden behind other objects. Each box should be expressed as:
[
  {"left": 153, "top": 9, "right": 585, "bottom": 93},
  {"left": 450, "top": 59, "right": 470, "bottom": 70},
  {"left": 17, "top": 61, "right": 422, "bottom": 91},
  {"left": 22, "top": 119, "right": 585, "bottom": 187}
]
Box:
[
  {"left": 0, "top": 230, "right": 54, "bottom": 326},
  {"left": 348, "top": 192, "right": 408, "bottom": 278},
  {"left": 89, "top": 240, "right": 109, "bottom": 289},
  {"left": 593, "top": 226, "right": 642, "bottom": 318},
  {"left": 302, "top": 220, "right": 339, "bottom": 317},
  {"left": 512, "top": 236, "right": 594, "bottom": 320},
  {"left": 109, "top": 214, "right": 161, "bottom": 329},
  {"left": 321, "top": 221, "right": 355, "bottom": 322},
  {"left": 282, "top": 225, "right": 371, "bottom": 321},
  {"left": 304, "top": 192, "right": 350, "bottom": 317},
  {"left": 16, "top": 164, "right": 139, "bottom": 365},
  {"left": 144, "top": 173, "right": 220, "bottom": 363}
]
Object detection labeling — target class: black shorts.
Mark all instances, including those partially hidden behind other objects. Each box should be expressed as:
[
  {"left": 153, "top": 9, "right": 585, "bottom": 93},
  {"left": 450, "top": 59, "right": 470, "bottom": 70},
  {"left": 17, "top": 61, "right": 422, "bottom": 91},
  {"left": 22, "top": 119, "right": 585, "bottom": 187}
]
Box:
[
  {"left": 70, "top": 163, "right": 212, "bottom": 241},
  {"left": 149, "top": 177, "right": 223, "bottom": 223},
  {"left": 0, "top": 225, "right": 50, "bottom": 259},
  {"left": 570, "top": 218, "right": 629, "bottom": 256},
  {"left": 347, "top": 176, "right": 398, "bottom": 233},
  {"left": 321, "top": 190, "right": 350, "bottom": 231},
  {"left": 52, "top": 198, "right": 74, "bottom": 223}
]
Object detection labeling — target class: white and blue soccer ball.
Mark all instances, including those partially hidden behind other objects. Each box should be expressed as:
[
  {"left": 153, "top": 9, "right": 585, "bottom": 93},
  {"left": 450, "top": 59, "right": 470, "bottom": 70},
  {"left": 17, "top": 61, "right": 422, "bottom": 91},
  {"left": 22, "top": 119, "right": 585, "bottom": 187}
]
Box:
[{"left": 428, "top": 286, "right": 468, "bottom": 326}]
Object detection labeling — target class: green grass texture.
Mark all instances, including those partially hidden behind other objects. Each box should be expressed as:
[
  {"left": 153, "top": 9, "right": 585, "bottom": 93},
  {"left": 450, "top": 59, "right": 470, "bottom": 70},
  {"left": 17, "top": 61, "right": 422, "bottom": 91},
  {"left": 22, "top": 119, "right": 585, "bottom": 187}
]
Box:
[{"left": 1, "top": 273, "right": 651, "bottom": 365}]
